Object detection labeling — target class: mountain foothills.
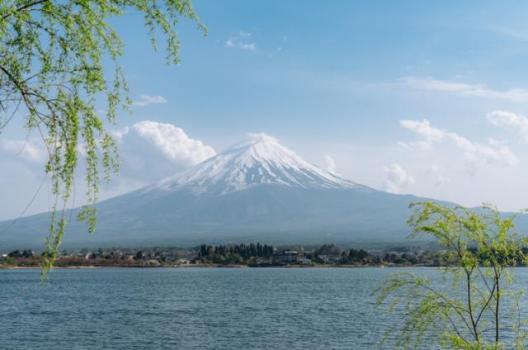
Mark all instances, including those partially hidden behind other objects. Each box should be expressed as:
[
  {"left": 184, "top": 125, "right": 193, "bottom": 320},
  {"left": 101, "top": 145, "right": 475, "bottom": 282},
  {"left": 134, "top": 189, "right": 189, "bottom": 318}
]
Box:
[{"left": 3, "top": 134, "right": 526, "bottom": 248}]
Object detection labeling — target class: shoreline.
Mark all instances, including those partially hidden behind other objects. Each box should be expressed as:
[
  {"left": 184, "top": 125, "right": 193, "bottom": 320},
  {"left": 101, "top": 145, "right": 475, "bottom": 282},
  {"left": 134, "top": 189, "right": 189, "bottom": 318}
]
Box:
[{"left": 0, "top": 264, "right": 442, "bottom": 270}]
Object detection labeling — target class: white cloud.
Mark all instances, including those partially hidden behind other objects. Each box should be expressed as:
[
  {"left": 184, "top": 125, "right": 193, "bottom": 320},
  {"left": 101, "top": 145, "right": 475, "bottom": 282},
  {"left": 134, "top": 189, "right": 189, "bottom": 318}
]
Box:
[
  {"left": 225, "top": 32, "right": 256, "bottom": 51},
  {"left": 90, "top": 121, "right": 218, "bottom": 197},
  {"left": 324, "top": 155, "right": 337, "bottom": 174},
  {"left": 487, "top": 110, "right": 528, "bottom": 141},
  {"left": 0, "top": 139, "right": 46, "bottom": 163},
  {"left": 400, "top": 119, "right": 444, "bottom": 142},
  {"left": 132, "top": 95, "right": 167, "bottom": 107},
  {"left": 401, "top": 77, "right": 528, "bottom": 102},
  {"left": 400, "top": 119, "right": 518, "bottom": 174},
  {"left": 383, "top": 163, "right": 415, "bottom": 194},
  {"left": 112, "top": 126, "right": 130, "bottom": 142},
  {"left": 129, "top": 121, "right": 216, "bottom": 166}
]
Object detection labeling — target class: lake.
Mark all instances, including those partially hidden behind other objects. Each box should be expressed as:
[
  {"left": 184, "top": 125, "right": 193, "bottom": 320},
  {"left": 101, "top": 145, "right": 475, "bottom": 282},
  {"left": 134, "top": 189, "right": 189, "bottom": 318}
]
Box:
[{"left": 1, "top": 267, "right": 526, "bottom": 349}]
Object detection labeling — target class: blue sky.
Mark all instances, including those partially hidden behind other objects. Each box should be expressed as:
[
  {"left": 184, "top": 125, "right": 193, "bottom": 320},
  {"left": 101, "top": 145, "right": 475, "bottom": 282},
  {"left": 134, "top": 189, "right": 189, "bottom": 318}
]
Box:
[
  {"left": 3, "top": 0, "right": 528, "bottom": 219},
  {"left": 112, "top": 0, "right": 528, "bottom": 145}
]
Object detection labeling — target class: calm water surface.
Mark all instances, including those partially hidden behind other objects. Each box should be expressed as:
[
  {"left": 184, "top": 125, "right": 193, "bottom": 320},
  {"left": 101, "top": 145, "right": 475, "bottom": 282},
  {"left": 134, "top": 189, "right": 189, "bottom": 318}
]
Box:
[{"left": 1, "top": 267, "right": 526, "bottom": 349}]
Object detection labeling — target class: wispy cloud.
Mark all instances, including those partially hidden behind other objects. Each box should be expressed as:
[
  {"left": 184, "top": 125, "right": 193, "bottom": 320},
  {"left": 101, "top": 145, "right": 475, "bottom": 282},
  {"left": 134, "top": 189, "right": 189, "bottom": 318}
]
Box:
[
  {"left": 400, "top": 77, "right": 528, "bottom": 102},
  {"left": 225, "top": 31, "right": 256, "bottom": 51},
  {"left": 399, "top": 119, "right": 518, "bottom": 174},
  {"left": 0, "top": 139, "right": 46, "bottom": 163},
  {"left": 487, "top": 110, "right": 528, "bottom": 141},
  {"left": 132, "top": 95, "right": 167, "bottom": 107},
  {"left": 383, "top": 163, "right": 414, "bottom": 194}
]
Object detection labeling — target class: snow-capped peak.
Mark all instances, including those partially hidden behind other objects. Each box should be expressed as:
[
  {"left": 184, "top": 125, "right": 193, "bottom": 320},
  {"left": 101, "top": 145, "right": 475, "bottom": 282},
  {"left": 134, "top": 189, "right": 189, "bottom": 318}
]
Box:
[{"left": 151, "top": 133, "right": 359, "bottom": 195}]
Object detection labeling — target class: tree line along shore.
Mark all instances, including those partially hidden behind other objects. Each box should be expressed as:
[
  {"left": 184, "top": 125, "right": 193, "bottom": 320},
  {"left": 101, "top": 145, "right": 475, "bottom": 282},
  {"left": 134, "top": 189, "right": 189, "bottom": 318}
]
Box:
[{"left": 3, "top": 242, "right": 526, "bottom": 268}]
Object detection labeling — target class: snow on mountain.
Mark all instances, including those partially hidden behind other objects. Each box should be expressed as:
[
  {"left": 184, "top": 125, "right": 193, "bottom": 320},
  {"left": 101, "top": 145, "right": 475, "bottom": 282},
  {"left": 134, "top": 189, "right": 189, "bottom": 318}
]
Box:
[{"left": 149, "top": 133, "right": 360, "bottom": 195}]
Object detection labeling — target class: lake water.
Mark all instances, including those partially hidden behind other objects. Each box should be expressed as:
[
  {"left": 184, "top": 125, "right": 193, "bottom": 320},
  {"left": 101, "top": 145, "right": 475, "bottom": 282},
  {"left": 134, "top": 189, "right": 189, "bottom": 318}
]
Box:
[{"left": 1, "top": 267, "right": 526, "bottom": 349}]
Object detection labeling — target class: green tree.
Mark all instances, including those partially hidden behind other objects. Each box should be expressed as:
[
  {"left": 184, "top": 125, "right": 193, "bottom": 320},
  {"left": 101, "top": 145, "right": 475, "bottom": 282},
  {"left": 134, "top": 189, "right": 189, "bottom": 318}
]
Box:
[
  {"left": 377, "top": 202, "right": 528, "bottom": 349},
  {"left": 0, "top": 1, "right": 204, "bottom": 273}
]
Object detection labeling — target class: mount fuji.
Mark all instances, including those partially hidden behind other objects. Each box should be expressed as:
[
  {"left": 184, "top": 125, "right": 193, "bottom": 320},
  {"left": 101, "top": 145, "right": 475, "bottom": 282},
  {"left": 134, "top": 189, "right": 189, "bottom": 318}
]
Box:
[
  {"left": 151, "top": 133, "right": 360, "bottom": 195},
  {"left": 1, "top": 134, "right": 447, "bottom": 248}
]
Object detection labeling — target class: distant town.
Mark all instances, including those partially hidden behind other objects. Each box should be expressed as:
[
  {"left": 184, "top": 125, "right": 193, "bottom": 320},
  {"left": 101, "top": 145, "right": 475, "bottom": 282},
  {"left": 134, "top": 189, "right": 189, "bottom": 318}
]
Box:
[{"left": 0, "top": 243, "right": 477, "bottom": 268}]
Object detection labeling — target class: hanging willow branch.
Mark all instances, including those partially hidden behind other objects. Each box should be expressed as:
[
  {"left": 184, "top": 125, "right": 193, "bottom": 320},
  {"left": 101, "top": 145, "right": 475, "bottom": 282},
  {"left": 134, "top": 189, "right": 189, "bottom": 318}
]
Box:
[
  {"left": 377, "top": 202, "right": 528, "bottom": 349},
  {"left": 0, "top": 0, "right": 206, "bottom": 276}
]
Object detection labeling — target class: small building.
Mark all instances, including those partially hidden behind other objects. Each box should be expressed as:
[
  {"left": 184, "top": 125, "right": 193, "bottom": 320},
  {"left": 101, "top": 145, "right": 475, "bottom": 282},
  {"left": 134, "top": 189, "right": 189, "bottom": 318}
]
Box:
[
  {"left": 317, "top": 254, "right": 340, "bottom": 264},
  {"left": 176, "top": 258, "right": 191, "bottom": 265},
  {"left": 299, "top": 257, "right": 312, "bottom": 264},
  {"left": 273, "top": 250, "right": 301, "bottom": 264},
  {"left": 145, "top": 259, "right": 161, "bottom": 267}
]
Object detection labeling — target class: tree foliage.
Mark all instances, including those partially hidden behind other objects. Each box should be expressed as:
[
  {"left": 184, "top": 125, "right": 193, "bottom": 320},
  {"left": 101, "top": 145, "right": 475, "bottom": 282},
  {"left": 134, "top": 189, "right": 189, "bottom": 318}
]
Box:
[
  {"left": 0, "top": 0, "right": 204, "bottom": 274},
  {"left": 377, "top": 202, "right": 528, "bottom": 349}
]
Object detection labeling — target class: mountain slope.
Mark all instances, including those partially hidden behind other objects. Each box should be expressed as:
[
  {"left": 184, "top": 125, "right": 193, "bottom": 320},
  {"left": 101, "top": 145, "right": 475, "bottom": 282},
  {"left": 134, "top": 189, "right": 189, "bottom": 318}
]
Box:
[{"left": 0, "top": 134, "right": 491, "bottom": 248}]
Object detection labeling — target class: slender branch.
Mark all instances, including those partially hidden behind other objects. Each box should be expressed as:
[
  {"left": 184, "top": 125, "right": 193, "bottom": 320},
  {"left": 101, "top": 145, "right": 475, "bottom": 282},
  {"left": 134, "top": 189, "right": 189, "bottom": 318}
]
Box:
[
  {"left": 2, "top": 0, "right": 50, "bottom": 20},
  {"left": 475, "top": 278, "right": 497, "bottom": 328},
  {"left": 466, "top": 268, "right": 480, "bottom": 343},
  {"left": 494, "top": 266, "right": 501, "bottom": 344}
]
